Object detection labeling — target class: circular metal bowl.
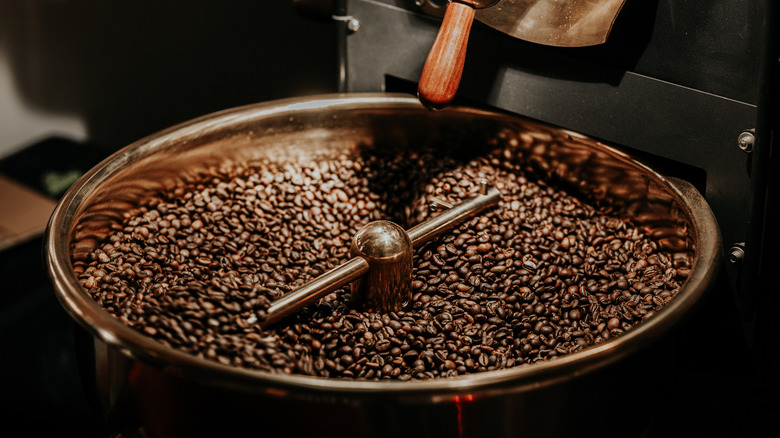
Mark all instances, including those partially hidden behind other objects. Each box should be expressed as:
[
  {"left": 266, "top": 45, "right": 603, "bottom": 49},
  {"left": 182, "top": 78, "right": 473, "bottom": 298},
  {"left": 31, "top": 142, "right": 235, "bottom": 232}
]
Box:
[{"left": 45, "top": 93, "right": 721, "bottom": 438}]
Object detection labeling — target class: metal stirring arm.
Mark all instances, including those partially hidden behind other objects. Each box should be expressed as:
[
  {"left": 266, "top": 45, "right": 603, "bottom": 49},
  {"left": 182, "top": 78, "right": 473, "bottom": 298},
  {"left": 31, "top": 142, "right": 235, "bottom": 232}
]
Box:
[{"left": 260, "top": 183, "right": 502, "bottom": 328}]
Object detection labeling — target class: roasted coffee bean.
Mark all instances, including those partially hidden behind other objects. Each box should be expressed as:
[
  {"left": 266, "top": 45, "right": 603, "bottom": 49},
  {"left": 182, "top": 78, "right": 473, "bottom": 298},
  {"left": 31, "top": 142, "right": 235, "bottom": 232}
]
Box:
[{"left": 75, "top": 135, "right": 689, "bottom": 381}]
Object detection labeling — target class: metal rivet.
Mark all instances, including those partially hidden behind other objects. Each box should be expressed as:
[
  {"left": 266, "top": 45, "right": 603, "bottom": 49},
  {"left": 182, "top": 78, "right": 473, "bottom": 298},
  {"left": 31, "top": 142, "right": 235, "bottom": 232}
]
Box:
[
  {"left": 738, "top": 130, "right": 755, "bottom": 154},
  {"left": 346, "top": 17, "right": 360, "bottom": 32},
  {"left": 728, "top": 244, "right": 745, "bottom": 264},
  {"left": 332, "top": 15, "right": 360, "bottom": 33}
]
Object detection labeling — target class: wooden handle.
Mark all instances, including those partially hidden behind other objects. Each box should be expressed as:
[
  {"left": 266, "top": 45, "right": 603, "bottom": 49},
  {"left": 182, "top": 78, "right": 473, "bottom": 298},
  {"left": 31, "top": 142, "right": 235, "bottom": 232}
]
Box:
[{"left": 418, "top": 1, "right": 476, "bottom": 110}]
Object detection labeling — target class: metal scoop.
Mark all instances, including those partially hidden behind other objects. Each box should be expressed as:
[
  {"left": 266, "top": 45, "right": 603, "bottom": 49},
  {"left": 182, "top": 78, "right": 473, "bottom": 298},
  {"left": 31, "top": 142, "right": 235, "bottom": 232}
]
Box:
[
  {"left": 476, "top": 0, "right": 627, "bottom": 47},
  {"left": 417, "top": 0, "right": 627, "bottom": 109},
  {"left": 260, "top": 181, "right": 501, "bottom": 328}
]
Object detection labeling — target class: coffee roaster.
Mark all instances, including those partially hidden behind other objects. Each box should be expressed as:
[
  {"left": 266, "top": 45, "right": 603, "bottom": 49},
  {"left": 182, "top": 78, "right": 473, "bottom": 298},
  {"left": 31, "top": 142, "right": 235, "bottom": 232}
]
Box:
[
  {"left": 3, "top": 0, "right": 776, "bottom": 437},
  {"left": 312, "top": 0, "right": 778, "bottom": 366},
  {"left": 296, "top": 0, "right": 779, "bottom": 433}
]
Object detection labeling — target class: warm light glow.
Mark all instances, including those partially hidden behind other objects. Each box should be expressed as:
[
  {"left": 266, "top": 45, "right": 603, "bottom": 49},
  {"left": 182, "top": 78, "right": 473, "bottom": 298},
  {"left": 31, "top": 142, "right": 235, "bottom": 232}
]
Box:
[{"left": 453, "top": 393, "right": 476, "bottom": 438}]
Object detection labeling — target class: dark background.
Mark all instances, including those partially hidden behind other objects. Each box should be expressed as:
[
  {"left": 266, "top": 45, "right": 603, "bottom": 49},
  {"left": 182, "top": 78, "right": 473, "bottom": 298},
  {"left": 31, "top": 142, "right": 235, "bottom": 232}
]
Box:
[
  {"left": 0, "top": 1, "right": 339, "bottom": 154},
  {"left": 0, "top": 1, "right": 338, "bottom": 435}
]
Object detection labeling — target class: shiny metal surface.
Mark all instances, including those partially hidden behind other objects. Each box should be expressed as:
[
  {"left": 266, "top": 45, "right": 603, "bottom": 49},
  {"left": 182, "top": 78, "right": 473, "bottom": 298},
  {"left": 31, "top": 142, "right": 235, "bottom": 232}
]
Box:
[
  {"left": 406, "top": 185, "right": 500, "bottom": 244},
  {"left": 475, "top": 0, "right": 626, "bottom": 46},
  {"left": 264, "top": 257, "right": 370, "bottom": 327},
  {"left": 45, "top": 93, "right": 721, "bottom": 437},
  {"left": 264, "top": 184, "right": 500, "bottom": 324},
  {"left": 350, "top": 220, "right": 413, "bottom": 312},
  {"left": 418, "top": 0, "right": 626, "bottom": 47}
]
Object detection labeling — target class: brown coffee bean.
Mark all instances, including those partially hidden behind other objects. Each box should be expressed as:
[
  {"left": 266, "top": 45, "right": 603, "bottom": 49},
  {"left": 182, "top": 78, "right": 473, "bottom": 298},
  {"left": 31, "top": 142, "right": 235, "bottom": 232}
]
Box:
[{"left": 76, "top": 135, "right": 687, "bottom": 381}]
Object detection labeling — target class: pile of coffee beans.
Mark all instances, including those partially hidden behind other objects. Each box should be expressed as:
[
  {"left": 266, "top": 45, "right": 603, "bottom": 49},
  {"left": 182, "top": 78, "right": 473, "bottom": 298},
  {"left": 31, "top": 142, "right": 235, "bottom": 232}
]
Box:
[{"left": 72, "top": 134, "right": 691, "bottom": 380}]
